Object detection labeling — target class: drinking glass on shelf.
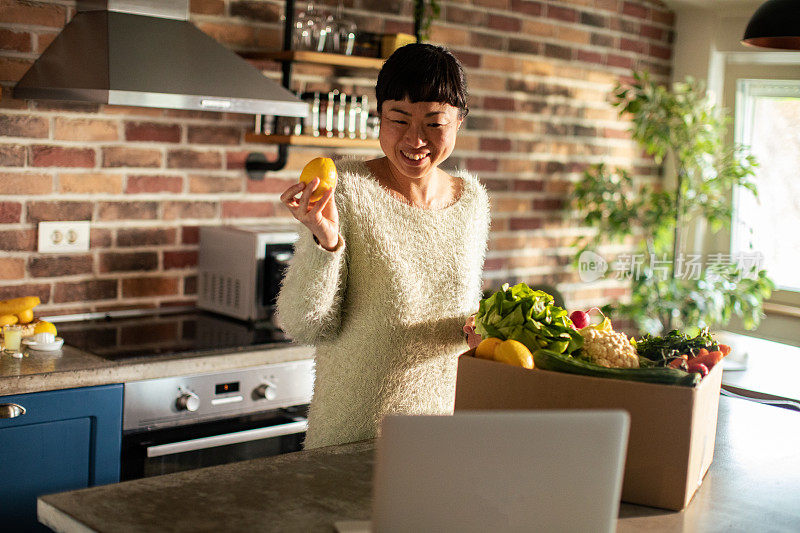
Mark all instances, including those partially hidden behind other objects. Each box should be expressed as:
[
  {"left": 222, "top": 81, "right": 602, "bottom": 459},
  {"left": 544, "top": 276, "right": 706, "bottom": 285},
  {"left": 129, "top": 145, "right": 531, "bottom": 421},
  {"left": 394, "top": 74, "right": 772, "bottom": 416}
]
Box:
[
  {"left": 293, "top": 2, "right": 323, "bottom": 51},
  {"left": 316, "top": 1, "right": 357, "bottom": 55}
]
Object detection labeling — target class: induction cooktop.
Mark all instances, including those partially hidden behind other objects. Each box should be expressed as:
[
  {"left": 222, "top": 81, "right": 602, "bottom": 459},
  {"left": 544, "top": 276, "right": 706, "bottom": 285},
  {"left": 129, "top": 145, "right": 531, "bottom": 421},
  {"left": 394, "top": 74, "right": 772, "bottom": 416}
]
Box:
[{"left": 55, "top": 308, "right": 292, "bottom": 361}]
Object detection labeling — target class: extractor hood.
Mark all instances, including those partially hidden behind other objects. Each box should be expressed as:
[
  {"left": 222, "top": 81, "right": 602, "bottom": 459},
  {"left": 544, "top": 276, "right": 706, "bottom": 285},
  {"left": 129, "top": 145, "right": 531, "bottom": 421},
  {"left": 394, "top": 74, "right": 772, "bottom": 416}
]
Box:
[{"left": 13, "top": 0, "right": 307, "bottom": 117}]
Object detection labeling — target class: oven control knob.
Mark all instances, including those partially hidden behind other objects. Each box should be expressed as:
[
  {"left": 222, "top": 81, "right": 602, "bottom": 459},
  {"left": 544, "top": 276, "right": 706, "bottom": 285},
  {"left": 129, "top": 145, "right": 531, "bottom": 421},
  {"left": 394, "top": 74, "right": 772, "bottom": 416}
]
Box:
[
  {"left": 254, "top": 383, "right": 277, "bottom": 401},
  {"left": 176, "top": 392, "right": 200, "bottom": 412}
]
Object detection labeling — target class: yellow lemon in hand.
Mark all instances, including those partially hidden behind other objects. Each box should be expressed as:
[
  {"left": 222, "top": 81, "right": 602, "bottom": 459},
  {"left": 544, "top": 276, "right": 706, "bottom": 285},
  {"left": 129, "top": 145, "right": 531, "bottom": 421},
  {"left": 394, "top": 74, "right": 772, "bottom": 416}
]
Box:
[
  {"left": 299, "top": 157, "right": 338, "bottom": 203},
  {"left": 493, "top": 339, "right": 534, "bottom": 369},
  {"left": 475, "top": 337, "right": 502, "bottom": 360},
  {"left": 34, "top": 320, "right": 57, "bottom": 336}
]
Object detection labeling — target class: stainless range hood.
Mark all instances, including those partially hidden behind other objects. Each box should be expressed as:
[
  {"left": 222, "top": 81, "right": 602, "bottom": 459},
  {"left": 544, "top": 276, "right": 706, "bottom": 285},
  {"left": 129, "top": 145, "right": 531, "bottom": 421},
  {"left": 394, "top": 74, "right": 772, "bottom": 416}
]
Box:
[{"left": 13, "top": 0, "right": 307, "bottom": 117}]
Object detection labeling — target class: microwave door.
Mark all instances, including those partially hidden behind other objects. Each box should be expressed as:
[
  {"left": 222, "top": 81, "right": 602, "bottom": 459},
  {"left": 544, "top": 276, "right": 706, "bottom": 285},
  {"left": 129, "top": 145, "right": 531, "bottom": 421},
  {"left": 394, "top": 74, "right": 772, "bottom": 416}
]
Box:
[{"left": 263, "top": 244, "right": 294, "bottom": 309}]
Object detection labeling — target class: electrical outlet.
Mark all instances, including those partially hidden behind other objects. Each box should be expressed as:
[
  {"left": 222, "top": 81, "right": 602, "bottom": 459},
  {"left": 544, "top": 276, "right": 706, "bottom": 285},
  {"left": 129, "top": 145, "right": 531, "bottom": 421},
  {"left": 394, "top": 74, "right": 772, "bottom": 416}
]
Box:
[{"left": 38, "top": 221, "right": 90, "bottom": 253}]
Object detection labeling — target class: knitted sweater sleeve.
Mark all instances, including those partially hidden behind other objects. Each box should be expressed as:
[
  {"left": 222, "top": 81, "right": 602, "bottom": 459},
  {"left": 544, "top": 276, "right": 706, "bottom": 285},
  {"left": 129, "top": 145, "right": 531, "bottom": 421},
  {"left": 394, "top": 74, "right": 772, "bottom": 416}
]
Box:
[{"left": 275, "top": 190, "right": 348, "bottom": 346}]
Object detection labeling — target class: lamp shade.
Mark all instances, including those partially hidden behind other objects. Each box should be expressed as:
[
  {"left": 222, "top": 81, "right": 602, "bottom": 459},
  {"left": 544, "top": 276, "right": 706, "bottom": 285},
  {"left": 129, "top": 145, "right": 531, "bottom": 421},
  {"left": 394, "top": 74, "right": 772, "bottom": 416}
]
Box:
[{"left": 742, "top": 0, "right": 800, "bottom": 50}]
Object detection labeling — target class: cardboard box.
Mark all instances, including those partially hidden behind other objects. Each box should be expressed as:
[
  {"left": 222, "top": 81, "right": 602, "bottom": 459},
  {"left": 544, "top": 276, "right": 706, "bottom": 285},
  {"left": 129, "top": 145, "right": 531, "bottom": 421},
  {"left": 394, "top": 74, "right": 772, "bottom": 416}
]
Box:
[
  {"left": 454, "top": 350, "right": 723, "bottom": 510},
  {"left": 381, "top": 33, "right": 416, "bottom": 58}
]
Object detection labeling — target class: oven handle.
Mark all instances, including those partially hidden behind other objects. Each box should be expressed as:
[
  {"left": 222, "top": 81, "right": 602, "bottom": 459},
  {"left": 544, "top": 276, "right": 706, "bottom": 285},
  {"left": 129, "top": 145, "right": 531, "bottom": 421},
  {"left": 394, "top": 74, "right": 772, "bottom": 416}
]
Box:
[{"left": 146, "top": 419, "right": 308, "bottom": 458}]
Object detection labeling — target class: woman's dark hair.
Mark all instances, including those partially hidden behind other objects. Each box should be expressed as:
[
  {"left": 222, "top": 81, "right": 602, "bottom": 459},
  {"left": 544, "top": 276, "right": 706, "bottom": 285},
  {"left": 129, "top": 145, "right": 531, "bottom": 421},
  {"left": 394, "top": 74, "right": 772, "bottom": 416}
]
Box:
[{"left": 376, "top": 43, "right": 468, "bottom": 118}]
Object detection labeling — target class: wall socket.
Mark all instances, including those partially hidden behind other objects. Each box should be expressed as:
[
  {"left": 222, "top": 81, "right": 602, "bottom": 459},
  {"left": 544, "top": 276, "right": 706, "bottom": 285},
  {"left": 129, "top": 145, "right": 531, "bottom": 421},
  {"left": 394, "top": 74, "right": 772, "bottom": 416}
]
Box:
[{"left": 38, "top": 221, "right": 91, "bottom": 253}]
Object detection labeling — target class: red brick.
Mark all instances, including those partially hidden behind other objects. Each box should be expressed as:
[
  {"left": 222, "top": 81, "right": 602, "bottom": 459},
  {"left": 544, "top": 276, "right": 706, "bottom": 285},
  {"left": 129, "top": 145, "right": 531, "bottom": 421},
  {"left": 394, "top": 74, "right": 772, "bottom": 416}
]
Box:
[
  {"left": 649, "top": 44, "right": 672, "bottom": 60},
  {"left": 544, "top": 43, "right": 573, "bottom": 60},
  {"left": 640, "top": 23, "right": 664, "bottom": 41},
  {"left": 59, "top": 172, "right": 123, "bottom": 194},
  {"left": 28, "top": 254, "right": 93, "bottom": 277},
  {"left": 33, "top": 100, "right": 99, "bottom": 113},
  {"left": 196, "top": 21, "right": 280, "bottom": 49},
  {"left": 117, "top": 228, "right": 176, "bottom": 247},
  {"left": 0, "top": 143, "right": 25, "bottom": 166},
  {"left": 53, "top": 279, "right": 117, "bottom": 303},
  {"left": 620, "top": 38, "right": 646, "bottom": 54},
  {"left": 99, "top": 251, "right": 158, "bottom": 273},
  {"left": 577, "top": 49, "right": 603, "bottom": 64},
  {"left": 509, "top": 217, "right": 544, "bottom": 230},
  {"left": 0, "top": 28, "right": 31, "bottom": 52},
  {"left": 90, "top": 228, "right": 113, "bottom": 248},
  {"left": 483, "top": 96, "right": 515, "bottom": 111},
  {"left": 533, "top": 198, "right": 564, "bottom": 210},
  {"left": 163, "top": 201, "right": 217, "bottom": 220},
  {"left": 466, "top": 158, "right": 499, "bottom": 172},
  {"left": 182, "top": 226, "right": 199, "bottom": 244},
  {"left": 98, "top": 201, "right": 158, "bottom": 221},
  {"left": 36, "top": 30, "right": 57, "bottom": 52},
  {"left": 190, "top": 174, "right": 243, "bottom": 193},
  {"left": 187, "top": 125, "right": 241, "bottom": 145},
  {"left": 163, "top": 250, "right": 198, "bottom": 269},
  {"left": 225, "top": 150, "right": 251, "bottom": 170},
  {"left": 0, "top": 228, "right": 36, "bottom": 251},
  {"left": 0, "top": 283, "right": 50, "bottom": 302},
  {"left": 510, "top": 0, "right": 543, "bottom": 16},
  {"left": 0, "top": 257, "right": 24, "bottom": 279},
  {"left": 229, "top": 1, "right": 280, "bottom": 22},
  {"left": 54, "top": 118, "right": 119, "bottom": 141},
  {"left": 513, "top": 179, "right": 544, "bottom": 192},
  {"left": 623, "top": 2, "right": 648, "bottom": 19},
  {"left": 451, "top": 50, "right": 480, "bottom": 68},
  {"left": 30, "top": 145, "right": 95, "bottom": 167},
  {"left": 488, "top": 14, "right": 521, "bottom": 32},
  {"left": 191, "top": 0, "right": 225, "bottom": 15},
  {"left": 125, "top": 122, "right": 181, "bottom": 143},
  {"left": 221, "top": 201, "right": 275, "bottom": 218},
  {"left": 607, "top": 54, "right": 634, "bottom": 69},
  {"left": 126, "top": 174, "right": 184, "bottom": 194},
  {"left": 651, "top": 9, "right": 675, "bottom": 26},
  {"left": 26, "top": 201, "right": 93, "bottom": 223},
  {"left": 547, "top": 5, "right": 578, "bottom": 22},
  {"left": 102, "top": 146, "right": 162, "bottom": 168},
  {"left": 184, "top": 275, "right": 197, "bottom": 295},
  {"left": 122, "top": 276, "right": 180, "bottom": 298},
  {"left": 0, "top": 172, "right": 52, "bottom": 194},
  {"left": 0, "top": 56, "right": 33, "bottom": 82},
  {"left": 445, "top": 5, "right": 486, "bottom": 25},
  {"left": 167, "top": 149, "right": 222, "bottom": 169},
  {"left": 480, "top": 137, "right": 512, "bottom": 152},
  {"left": 0, "top": 0, "right": 67, "bottom": 27}
]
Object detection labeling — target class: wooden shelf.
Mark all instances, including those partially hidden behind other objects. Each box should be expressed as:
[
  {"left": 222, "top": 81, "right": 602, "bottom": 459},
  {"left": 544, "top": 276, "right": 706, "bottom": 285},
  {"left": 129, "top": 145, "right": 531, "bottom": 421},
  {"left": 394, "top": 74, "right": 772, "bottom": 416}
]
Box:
[
  {"left": 245, "top": 133, "right": 380, "bottom": 148},
  {"left": 239, "top": 50, "right": 385, "bottom": 70}
]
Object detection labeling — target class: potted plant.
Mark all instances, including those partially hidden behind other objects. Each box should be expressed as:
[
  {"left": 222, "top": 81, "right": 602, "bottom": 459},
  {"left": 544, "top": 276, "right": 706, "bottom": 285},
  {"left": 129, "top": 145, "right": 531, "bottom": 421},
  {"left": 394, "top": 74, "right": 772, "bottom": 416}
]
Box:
[
  {"left": 413, "top": 0, "right": 440, "bottom": 42},
  {"left": 571, "top": 71, "right": 774, "bottom": 335}
]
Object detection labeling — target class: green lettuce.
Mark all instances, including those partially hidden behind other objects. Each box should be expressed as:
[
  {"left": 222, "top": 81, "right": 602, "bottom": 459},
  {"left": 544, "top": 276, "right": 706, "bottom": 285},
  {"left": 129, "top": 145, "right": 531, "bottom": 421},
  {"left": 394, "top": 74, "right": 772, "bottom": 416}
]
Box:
[{"left": 474, "top": 283, "right": 583, "bottom": 355}]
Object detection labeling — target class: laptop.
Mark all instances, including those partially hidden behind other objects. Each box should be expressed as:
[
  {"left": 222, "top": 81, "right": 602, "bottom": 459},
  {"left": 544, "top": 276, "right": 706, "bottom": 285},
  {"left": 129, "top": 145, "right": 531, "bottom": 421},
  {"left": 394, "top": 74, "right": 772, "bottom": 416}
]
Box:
[{"left": 336, "top": 410, "right": 629, "bottom": 533}]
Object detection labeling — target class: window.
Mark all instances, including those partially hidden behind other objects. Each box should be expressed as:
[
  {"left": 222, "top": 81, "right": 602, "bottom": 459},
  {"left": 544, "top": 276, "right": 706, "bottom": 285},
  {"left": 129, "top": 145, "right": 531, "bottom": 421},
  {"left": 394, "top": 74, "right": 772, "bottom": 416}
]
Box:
[{"left": 733, "top": 79, "right": 800, "bottom": 293}]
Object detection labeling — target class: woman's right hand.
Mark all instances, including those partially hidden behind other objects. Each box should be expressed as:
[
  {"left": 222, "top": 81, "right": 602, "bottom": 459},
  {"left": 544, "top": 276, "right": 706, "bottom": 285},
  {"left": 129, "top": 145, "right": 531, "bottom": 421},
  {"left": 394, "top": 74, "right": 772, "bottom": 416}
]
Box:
[{"left": 279, "top": 178, "right": 340, "bottom": 250}]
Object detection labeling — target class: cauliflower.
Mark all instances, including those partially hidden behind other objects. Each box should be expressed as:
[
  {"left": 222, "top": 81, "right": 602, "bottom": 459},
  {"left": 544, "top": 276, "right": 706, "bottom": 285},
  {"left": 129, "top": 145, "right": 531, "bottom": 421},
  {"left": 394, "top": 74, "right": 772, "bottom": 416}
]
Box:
[{"left": 579, "top": 327, "right": 639, "bottom": 369}]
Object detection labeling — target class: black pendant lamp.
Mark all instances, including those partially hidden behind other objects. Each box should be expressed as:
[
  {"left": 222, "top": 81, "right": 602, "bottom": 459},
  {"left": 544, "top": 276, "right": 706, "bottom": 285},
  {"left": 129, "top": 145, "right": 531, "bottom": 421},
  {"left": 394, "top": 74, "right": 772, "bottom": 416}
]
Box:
[{"left": 742, "top": 0, "right": 800, "bottom": 50}]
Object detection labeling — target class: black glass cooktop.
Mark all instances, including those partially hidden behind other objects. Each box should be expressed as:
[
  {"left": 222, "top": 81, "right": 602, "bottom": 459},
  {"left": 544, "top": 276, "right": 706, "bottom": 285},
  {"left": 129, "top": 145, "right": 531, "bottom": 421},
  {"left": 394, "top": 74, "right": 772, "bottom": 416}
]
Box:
[{"left": 57, "top": 309, "right": 292, "bottom": 361}]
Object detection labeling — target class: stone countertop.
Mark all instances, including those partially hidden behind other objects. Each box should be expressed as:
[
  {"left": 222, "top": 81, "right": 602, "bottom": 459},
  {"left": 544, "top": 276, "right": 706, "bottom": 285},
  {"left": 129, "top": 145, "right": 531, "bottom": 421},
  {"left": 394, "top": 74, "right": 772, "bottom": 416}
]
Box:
[
  {"left": 38, "top": 396, "right": 800, "bottom": 532},
  {"left": 0, "top": 343, "right": 315, "bottom": 396}
]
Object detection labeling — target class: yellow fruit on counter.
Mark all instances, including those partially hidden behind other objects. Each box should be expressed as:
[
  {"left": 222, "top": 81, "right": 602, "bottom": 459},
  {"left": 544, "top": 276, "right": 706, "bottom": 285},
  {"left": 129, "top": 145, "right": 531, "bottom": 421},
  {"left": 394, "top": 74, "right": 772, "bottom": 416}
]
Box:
[
  {"left": 16, "top": 308, "right": 34, "bottom": 324},
  {"left": 34, "top": 320, "right": 57, "bottom": 336},
  {"left": 475, "top": 337, "right": 503, "bottom": 360},
  {"left": 0, "top": 295, "right": 40, "bottom": 315},
  {"left": 493, "top": 339, "right": 534, "bottom": 369},
  {"left": 299, "top": 157, "right": 338, "bottom": 203},
  {"left": 1, "top": 314, "right": 18, "bottom": 326}
]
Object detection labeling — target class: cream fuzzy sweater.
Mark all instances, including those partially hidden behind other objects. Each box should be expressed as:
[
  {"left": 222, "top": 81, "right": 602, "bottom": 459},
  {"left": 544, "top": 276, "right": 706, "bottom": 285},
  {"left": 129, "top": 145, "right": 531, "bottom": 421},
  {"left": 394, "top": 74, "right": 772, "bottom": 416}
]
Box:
[{"left": 276, "top": 158, "right": 491, "bottom": 449}]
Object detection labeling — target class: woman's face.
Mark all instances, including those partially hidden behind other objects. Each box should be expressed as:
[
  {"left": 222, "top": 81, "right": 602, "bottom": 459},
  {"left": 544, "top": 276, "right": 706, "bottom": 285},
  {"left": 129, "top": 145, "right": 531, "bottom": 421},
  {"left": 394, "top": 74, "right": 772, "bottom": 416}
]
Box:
[{"left": 379, "top": 98, "right": 463, "bottom": 181}]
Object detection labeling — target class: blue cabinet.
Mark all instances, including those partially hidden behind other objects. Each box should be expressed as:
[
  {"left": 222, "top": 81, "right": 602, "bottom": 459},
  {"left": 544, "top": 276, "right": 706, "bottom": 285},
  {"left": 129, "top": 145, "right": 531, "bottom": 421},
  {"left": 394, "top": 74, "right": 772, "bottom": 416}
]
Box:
[{"left": 0, "top": 384, "right": 123, "bottom": 531}]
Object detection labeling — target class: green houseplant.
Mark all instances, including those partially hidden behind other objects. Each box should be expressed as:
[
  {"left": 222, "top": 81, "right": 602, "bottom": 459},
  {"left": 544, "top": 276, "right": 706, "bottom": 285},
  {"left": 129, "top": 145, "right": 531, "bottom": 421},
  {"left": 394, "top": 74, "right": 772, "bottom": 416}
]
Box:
[
  {"left": 413, "top": 0, "right": 441, "bottom": 42},
  {"left": 571, "top": 71, "right": 774, "bottom": 335}
]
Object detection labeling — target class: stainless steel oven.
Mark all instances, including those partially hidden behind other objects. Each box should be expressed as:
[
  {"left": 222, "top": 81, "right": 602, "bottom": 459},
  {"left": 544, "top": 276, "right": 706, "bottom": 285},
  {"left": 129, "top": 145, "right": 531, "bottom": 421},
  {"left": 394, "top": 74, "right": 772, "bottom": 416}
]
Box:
[{"left": 120, "top": 360, "right": 313, "bottom": 480}]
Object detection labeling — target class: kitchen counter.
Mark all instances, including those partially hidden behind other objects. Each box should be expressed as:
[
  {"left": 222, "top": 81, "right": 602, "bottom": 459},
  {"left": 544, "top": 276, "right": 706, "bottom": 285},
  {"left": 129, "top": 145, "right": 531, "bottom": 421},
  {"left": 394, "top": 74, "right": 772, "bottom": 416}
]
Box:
[
  {"left": 0, "top": 343, "right": 314, "bottom": 396},
  {"left": 38, "top": 396, "right": 800, "bottom": 532}
]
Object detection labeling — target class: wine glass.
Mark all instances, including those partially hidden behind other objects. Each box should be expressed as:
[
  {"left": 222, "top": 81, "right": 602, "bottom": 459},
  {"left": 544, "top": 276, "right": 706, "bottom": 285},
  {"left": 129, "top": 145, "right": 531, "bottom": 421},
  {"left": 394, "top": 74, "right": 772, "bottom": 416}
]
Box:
[{"left": 293, "top": 2, "right": 323, "bottom": 51}]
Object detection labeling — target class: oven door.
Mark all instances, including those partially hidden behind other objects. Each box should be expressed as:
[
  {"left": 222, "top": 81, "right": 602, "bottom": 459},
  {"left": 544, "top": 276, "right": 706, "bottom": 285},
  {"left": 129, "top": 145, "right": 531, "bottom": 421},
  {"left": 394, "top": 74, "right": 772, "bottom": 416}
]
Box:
[{"left": 120, "top": 407, "right": 307, "bottom": 480}]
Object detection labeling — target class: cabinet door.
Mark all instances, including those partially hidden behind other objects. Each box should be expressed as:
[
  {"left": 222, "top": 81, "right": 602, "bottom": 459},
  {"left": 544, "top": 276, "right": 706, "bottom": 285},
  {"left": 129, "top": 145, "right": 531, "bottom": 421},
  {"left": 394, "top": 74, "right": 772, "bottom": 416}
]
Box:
[{"left": 0, "top": 384, "right": 122, "bottom": 531}]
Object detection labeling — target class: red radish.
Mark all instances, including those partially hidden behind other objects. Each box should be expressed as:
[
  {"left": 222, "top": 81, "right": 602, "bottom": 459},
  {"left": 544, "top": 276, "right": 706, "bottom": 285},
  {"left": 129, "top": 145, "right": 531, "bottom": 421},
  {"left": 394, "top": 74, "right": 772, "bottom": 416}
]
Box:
[
  {"left": 687, "top": 362, "right": 709, "bottom": 377},
  {"left": 569, "top": 307, "right": 604, "bottom": 329},
  {"left": 570, "top": 310, "right": 590, "bottom": 329}
]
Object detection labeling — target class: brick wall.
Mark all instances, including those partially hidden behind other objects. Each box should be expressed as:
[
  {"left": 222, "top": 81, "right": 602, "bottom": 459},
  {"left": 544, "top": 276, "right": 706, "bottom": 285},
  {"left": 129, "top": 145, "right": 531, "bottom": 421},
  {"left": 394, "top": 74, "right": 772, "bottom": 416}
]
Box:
[{"left": 0, "top": 0, "right": 674, "bottom": 316}]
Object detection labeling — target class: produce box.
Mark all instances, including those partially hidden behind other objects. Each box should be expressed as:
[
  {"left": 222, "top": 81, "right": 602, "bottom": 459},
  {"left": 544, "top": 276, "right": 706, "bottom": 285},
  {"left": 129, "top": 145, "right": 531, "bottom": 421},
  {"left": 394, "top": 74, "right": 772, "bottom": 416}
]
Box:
[{"left": 454, "top": 349, "right": 723, "bottom": 511}]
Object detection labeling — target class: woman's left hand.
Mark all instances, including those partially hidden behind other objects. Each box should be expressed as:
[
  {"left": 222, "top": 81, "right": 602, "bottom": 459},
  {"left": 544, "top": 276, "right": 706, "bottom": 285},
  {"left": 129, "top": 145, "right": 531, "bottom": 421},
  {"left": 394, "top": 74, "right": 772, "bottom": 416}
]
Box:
[{"left": 463, "top": 314, "right": 481, "bottom": 349}]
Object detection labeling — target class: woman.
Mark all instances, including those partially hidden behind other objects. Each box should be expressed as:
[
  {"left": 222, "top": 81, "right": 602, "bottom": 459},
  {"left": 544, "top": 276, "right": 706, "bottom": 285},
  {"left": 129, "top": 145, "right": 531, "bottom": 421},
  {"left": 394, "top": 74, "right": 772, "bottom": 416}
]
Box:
[{"left": 277, "top": 43, "right": 491, "bottom": 449}]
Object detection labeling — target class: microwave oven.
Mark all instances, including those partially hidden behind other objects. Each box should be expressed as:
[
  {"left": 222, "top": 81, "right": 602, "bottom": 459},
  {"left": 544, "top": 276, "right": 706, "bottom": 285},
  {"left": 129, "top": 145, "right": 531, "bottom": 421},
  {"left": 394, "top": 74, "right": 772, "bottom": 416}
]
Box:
[{"left": 198, "top": 225, "right": 299, "bottom": 321}]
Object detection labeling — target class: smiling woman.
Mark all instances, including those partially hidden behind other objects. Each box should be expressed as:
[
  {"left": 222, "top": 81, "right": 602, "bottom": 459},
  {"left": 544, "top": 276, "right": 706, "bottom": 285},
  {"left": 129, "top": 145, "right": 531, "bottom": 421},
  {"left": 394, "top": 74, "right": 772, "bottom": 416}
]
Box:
[{"left": 276, "top": 44, "right": 491, "bottom": 450}]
